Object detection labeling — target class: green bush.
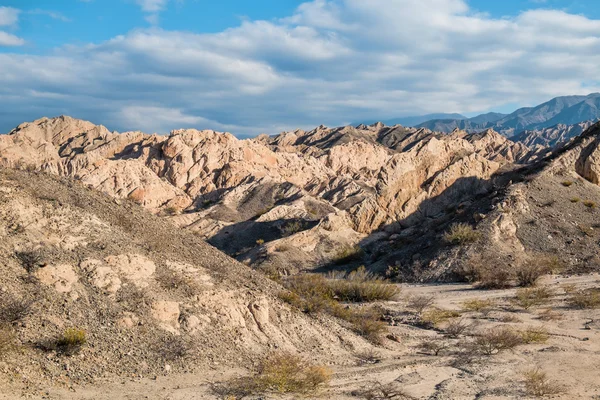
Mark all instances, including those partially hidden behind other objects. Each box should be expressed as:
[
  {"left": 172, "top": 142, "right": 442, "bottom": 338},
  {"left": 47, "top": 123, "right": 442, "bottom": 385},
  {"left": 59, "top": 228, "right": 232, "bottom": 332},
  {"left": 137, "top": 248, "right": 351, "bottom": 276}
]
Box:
[{"left": 57, "top": 328, "right": 87, "bottom": 355}]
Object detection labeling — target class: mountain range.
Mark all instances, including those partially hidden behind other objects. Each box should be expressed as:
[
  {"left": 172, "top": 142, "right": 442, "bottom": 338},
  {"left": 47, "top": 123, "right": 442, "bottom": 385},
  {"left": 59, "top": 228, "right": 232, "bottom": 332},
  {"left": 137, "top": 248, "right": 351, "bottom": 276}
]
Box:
[{"left": 372, "top": 93, "right": 600, "bottom": 137}]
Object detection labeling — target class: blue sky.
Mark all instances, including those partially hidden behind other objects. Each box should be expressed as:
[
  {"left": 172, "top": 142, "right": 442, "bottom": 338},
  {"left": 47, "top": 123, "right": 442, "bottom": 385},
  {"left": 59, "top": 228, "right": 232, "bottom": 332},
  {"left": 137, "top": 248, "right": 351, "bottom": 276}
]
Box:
[{"left": 1, "top": 0, "right": 599, "bottom": 136}]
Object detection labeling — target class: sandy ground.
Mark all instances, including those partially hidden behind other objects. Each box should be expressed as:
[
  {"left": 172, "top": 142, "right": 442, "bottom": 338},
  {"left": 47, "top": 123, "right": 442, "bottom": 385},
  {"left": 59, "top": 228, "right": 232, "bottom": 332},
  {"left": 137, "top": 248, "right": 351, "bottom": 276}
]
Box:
[{"left": 3, "top": 274, "right": 600, "bottom": 399}]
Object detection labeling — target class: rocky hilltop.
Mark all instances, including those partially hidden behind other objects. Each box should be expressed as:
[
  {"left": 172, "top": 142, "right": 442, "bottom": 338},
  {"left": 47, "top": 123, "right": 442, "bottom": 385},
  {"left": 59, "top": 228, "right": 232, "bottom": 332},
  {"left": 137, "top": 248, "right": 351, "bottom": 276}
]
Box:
[{"left": 0, "top": 116, "right": 545, "bottom": 274}]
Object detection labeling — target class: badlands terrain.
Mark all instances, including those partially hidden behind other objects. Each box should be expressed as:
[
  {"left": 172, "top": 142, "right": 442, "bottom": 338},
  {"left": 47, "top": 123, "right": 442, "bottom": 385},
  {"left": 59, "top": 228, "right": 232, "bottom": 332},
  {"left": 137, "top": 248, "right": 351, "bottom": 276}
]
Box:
[{"left": 0, "top": 116, "right": 600, "bottom": 398}]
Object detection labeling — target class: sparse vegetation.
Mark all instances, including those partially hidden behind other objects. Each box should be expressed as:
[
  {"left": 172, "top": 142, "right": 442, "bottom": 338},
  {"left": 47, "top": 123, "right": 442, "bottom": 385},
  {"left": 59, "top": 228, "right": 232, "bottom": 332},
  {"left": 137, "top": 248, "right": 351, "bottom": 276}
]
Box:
[
  {"left": 164, "top": 206, "right": 180, "bottom": 216},
  {"left": 512, "top": 287, "right": 553, "bottom": 310},
  {"left": 515, "top": 257, "right": 560, "bottom": 287},
  {"left": 256, "top": 238, "right": 265, "bottom": 246},
  {"left": 355, "top": 348, "right": 382, "bottom": 365},
  {"left": 461, "top": 256, "right": 512, "bottom": 289},
  {"left": 155, "top": 335, "right": 197, "bottom": 361},
  {"left": 15, "top": 249, "right": 45, "bottom": 273},
  {"left": 570, "top": 197, "right": 581, "bottom": 203},
  {"left": 280, "top": 274, "right": 389, "bottom": 342},
  {"left": 519, "top": 327, "right": 549, "bottom": 344},
  {"left": 57, "top": 328, "right": 87, "bottom": 355},
  {"left": 418, "top": 337, "right": 450, "bottom": 356},
  {"left": 568, "top": 289, "right": 600, "bottom": 309},
  {"left": 326, "top": 267, "right": 399, "bottom": 302},
  {"left": 352, "top": 381, "right": 413, "bottom": 400},
  {"left": 474, "top": 327, "right": 523, "bottom": 355},
  {"left": 561, "top": 180, "right": 573, "bottom": 187},
  {"left": 407, "top": 295, "right": 435, "bottom": 314},
  {"left": 443, "top": 223, "right": 481, "bottom": 245},
  {"left": 583, "top": 200, "right": 597, "bottom": 209},
  {"left": 0, "top": 292, "right": 34, "bottom": 324},
  {"left": 333, "top": 244, "right": 364, "bottom": 264},
  {"left": 155, "top": 267, "right": 199, "bottom": 297},
  {"left": 462, "top": 299, "right": 495, "bottom": 316},
  {"left": 281, "top": 221, "right": 305, "bottom": 236},
  {"left": 522, "top": 367, "right": 563, "bottom": 397},
  {"left": 444, "top": 319, "right": 471, "bottom": 338},
  {"left": 218, "top": 352, "right": 331, "bottom": 396},
  {"left": 421, "top": 308, "right": 461, "bottom": 328}
]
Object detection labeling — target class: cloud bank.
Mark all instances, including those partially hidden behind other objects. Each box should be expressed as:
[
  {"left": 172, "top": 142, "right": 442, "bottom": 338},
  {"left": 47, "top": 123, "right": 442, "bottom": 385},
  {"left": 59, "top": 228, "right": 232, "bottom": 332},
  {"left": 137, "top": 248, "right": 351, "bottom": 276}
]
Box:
[{"left": 1, "top": 0, "right": 600, "bottom": 136}]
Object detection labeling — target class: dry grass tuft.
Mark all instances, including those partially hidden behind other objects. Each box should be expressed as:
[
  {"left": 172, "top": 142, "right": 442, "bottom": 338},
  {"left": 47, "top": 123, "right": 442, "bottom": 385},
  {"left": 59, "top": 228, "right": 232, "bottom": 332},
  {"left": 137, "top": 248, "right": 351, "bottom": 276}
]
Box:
[
  {"left": 355, "top": 348, "right": 382, "bottom": 365},
  {"left": 570, "top": 197, "right": 581, "bottom": 203},
  {"left": 522, "top": 367, "right": 563, "bottom": 397},
  {"left": 218, "top": 352, "right": 331, "bottom": 396},
  {"left": 326, "top": 266, "right": 399, "bottom": 302},
  {"left": 537, "top": 309, "right": 563, "bottom": 321},
  {"left": 519, "top": 327, "right": 549, "bottom": 344},
  {"left": 583, "top": 200, "right": 597, "bottom": 209},
  {"left": 0, "top": 292, "right": 34, "bottom": 324},
  {"left": 568, "top": 289, "right": 600, "bottom": 309},
  {"left": 280, "top": 274, "right": 388, "bottom": 343},
  {"left": 512, "top": 287, "right": 553, "bottom": 310},
  {"left": 15, "top": 249, "right": 45, "bottom": 273},
  {"left": 462, "top": 299, "right": 496, "bottom": 316},
  {"left": 421, "top": 308, "right": 461, "bottom": 328},
  {"left": 57, "top": 328, "right": 86, "bottom": 355},
  {"left": 155, "top": 267, "right": 200, "bottom": 297},
  {"left": 515, "top": 256, "right": 562, "bottom": 287},
  {"left": 561, "top": 180, "right": 573, "bottom": 187},
  {"left": 443, "top": 223, "right": 481, "bottom": 245}
]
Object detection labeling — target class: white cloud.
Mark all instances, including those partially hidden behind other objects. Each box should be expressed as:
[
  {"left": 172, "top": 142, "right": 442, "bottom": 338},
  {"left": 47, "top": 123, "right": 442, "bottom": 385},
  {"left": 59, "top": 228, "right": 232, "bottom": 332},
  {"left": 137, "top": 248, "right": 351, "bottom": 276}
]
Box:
[
  {"left": 0, "top": 31, "right": 24, "bottom": 46},
  {"left": 0, "top": 6, "right": 19, "bottom": 26},
  {"left": 0, "top": 0, "right": 600, "bottom": 135}
]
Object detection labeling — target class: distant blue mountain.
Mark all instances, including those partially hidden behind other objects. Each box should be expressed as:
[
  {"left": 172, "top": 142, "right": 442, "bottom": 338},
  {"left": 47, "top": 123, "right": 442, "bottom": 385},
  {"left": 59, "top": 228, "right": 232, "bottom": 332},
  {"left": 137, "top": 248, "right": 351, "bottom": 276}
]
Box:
[
  {"left": 356, "top": 113, "right": 466, "bottom": 127},
  {"left": 415, "top": 93, "right": 600, "bottom": 136}
]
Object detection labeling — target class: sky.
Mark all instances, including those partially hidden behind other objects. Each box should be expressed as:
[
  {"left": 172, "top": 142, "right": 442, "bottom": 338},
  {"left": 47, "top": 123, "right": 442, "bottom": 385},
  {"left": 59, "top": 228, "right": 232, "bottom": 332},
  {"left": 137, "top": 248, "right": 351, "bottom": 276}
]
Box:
[{"left": 1, "top": 0, "right": 599, "bottom": 137}]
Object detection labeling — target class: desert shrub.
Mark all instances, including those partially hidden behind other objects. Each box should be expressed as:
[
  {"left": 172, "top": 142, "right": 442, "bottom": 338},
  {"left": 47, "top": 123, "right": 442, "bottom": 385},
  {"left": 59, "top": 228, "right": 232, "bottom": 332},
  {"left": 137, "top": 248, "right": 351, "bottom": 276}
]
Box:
[
  {"left": 0, "top": 293, "right": 34, "bottom": 324},
  {"left": 127, "top": 188, "right": 146, "bottom": 204},
  {"left": 570, "top": 197, "right": 581, "bottom": 203},
  {"left": 352, "top": 381, "right": 412, "bottom": 400},
  {"left": 256, "top": 238, "right": 265, "bottom": 246},
  {"left": 561, "top": 180, "right": 573, "bottom": 187},
  {"left": 515, "top": 260, "right": 549, "bottom": 287},
  {"left": 281, "top": 221, "right": 305, "bottom": 236},
  {"left": 333, "top": 245, "right": 364, "bottom": 265},
  {"left": 418, "top": 337, "right": 450, "bottom": 356},
  {"left": 57, "top": 328, "right": 86, "bottom": 355},
  {"left": 15, "top": 249, "right": 45, "bottom": 273},
  {"left": 326, "top": 267, "right": 399, "bottom": 302},
  {"left": 421, "top": 308, "right": 461, "bottom": 328},
  {"left": 474, "top": 327, "right": 523, "bottom": 355},
  {"left": 407, "top": 295, "right": 435, "bottom": 314},
  {"left": 164, "top": 206, "right": 180, "bottom": 216},
  {"left": 583, "top": 200, "right": 597, "bottom": 209},
  {"left": 246, "top": 352, "right": 331, "bottom": 394},
  {"left": 155, "top": 335, "right": 197, "bottom": 362},
  {"left": 522, "top": 367, "right": 563, "bottom": 397},
  {"left": 355, "top": 348, "right": 382, "bottom": 365},
  {"left": 462, "top": 257, "right": 512, "bottom": 289},
  {"left": 281, "top": 275, "right": 387, "bottom": 342},
  {"left": 461, "top": 299, "right": 496, "bottom": 316},
  {"left": 443, "top": 223, "right": 481, "bottom": 245},
  {"left": 444, "top": 319, "right": 471, "bottom": 338},
  {"left": 518, "top": 327, "right": 549, "bottom": 344},
  {"left": 568, "top": 289, "right": 600, "bottom": 309},
  {"left": 512, "top": 287, "right": 553, "bottom": 310},
  {"left": 117, "top": 285, "right": 152, "bottom": 313}
]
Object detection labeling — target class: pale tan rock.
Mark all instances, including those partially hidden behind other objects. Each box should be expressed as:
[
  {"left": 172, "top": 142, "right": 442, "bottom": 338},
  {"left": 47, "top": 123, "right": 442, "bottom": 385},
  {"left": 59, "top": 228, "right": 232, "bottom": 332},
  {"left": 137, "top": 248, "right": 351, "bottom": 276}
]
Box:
[
  {"left": 35, "top": 264, "right": 78, "bottom": 293},
  {"left": 105, "top": 254, "right": 156, "bottom": 288},
  {"left": 151, "top": 301, "right": 181, "bottom": 334}
]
